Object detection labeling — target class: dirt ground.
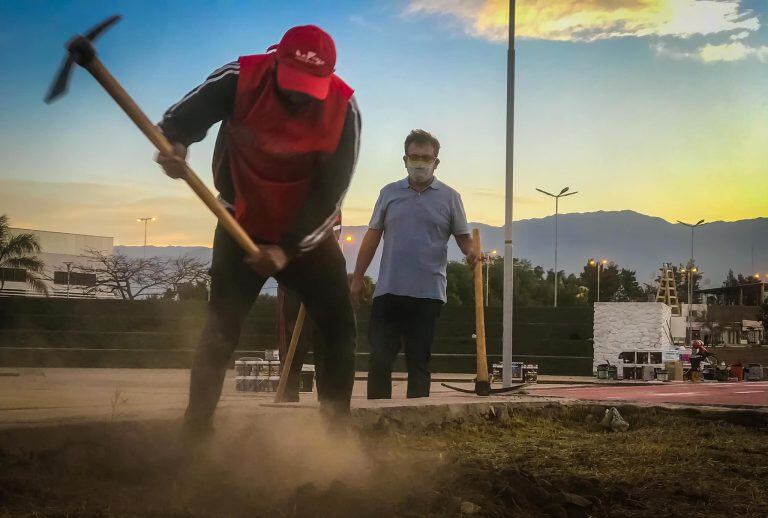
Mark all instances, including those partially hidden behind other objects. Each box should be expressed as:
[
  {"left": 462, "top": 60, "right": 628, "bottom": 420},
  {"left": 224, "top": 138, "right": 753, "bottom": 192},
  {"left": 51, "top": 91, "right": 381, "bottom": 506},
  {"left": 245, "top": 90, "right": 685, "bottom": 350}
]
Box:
[{"left": 1, "top": 405, "right": 767, "bottom": 517}]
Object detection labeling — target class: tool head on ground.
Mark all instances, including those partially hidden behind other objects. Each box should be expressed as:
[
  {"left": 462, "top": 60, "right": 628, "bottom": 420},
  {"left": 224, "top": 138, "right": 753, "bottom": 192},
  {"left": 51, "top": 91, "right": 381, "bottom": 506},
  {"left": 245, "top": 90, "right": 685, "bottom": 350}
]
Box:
[{"left": 44, "top": 14, "right": 122, "bottom": 104}]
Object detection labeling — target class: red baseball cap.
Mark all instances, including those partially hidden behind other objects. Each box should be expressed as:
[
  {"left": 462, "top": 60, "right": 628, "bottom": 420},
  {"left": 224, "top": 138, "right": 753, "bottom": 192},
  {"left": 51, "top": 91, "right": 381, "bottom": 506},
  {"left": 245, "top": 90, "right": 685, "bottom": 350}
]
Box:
[{"left": 268, "top": 25, "right": 336, "bottom": 100}]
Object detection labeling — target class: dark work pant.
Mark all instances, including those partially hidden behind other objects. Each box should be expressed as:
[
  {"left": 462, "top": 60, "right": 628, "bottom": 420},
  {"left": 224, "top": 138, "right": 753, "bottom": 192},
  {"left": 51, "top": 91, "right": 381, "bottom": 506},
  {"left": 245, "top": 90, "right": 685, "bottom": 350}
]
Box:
[
  {"left": 367, "top": 294, "right": 443, "bottom": 399},
  {"left": 276, "top": 285, "right": 326, "bottom": 401},
  {"left": 185, "top": 224, "right": 356, "bottom": 428}
]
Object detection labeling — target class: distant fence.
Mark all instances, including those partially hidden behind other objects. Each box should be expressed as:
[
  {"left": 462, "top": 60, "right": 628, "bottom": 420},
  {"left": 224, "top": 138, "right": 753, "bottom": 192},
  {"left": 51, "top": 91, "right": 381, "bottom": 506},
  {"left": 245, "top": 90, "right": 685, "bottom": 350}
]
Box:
[{"left": 0, "top": 297, "right": 594, "bottom": 375}]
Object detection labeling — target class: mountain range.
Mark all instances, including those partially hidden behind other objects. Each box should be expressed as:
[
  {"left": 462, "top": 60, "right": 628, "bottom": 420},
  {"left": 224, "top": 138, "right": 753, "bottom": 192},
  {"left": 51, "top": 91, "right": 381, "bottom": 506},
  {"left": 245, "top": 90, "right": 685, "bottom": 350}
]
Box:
[{"left": 116, "top": 210, "right": 767, "bottom": 287}]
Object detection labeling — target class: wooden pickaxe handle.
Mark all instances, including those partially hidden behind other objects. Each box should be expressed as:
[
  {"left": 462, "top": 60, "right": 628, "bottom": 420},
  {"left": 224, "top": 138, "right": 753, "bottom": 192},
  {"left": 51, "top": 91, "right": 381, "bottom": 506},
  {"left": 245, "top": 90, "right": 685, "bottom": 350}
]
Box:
[
  {"left": 473, "top": 228, "right": 489, "bottom": 384},
  {"left": 85, "top": 58, "right": 260, "bottom": 258},
  {"left": 274, "top": 304, "right": 306, "bottom": 403}
]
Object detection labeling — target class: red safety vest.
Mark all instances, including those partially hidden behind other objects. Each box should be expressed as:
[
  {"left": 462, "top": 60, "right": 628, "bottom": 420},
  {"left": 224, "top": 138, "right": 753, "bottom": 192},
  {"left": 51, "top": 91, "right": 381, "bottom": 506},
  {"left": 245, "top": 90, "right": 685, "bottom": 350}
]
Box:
[{"left": 227, "top": 53, "right": 353, "bottom": 243}]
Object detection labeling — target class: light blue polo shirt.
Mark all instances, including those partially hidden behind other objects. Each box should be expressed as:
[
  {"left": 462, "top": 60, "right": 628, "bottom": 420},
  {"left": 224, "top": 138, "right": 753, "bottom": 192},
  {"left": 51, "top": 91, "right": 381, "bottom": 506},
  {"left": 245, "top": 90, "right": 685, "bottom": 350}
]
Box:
[{"left": 370, "top": 177, "right": 470, "bottom": 302}]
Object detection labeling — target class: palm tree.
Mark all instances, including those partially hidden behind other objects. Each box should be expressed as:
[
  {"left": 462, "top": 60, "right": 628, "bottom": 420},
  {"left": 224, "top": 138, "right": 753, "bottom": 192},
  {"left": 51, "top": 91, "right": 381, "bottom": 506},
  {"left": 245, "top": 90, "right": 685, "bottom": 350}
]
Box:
[{"left": 0, "top": 214, "right": 49, "bottom": 295}]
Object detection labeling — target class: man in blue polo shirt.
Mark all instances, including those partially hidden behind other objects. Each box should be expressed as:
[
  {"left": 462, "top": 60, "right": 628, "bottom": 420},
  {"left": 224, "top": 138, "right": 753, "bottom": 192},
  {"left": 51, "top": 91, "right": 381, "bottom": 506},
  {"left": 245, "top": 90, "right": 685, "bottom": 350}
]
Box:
[{"left": 350, "top": 129, "right": 478, "bottom": 398}]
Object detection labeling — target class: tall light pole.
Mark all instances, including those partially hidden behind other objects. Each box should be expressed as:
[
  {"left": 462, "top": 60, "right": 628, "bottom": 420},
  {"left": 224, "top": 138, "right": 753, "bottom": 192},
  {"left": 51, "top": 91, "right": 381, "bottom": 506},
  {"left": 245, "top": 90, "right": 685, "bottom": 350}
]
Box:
[
  {"left": 136, "top": 217, "right": 157, "bottom": 258},
  {"left": 536, "top": 187, "right": 578, "bottom": 307},
  {"left": 680, "top": 265, "right": 698, "bottom": 345},
  {"left": 588, "top": 258, "right": 608, "bottom": 302},
  {"left": 502, "top": 0, "right": 516, "bottom": 388},
  {"left": 63, "top": 261, "right": 73, "bottom": 299},
  {"left": 677, "top": 219, "right": 705, "bottom": 345},
  {"left": 677, "top": 219, "right": 706, "bottom": 264},
  {"left": 485, "top": 249, "right": 498, "bottom": 306}
]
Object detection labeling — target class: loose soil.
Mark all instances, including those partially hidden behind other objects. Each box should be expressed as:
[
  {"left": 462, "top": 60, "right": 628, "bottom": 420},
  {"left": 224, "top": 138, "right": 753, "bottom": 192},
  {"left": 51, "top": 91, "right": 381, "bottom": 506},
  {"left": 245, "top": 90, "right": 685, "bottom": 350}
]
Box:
[{"left": 1, "top": 405, "right": 767, "bottom": 517}]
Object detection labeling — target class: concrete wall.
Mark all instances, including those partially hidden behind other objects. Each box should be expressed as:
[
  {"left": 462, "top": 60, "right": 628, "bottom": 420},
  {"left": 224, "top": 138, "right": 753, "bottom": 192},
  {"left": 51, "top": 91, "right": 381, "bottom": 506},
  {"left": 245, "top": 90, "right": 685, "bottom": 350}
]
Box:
[
  {"left": 593, "top": 302, "right": 673, "bottom": 372},
  {"left": 4, "top": 228, "right": 114, "bottom": 298}
]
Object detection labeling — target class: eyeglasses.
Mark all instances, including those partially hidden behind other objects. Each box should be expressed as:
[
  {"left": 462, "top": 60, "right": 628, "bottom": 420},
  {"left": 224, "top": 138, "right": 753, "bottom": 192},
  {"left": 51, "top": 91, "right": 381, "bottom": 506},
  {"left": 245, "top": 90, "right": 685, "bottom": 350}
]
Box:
[{"left": 406, "top": 154, "right": 436, "bottom": 162}]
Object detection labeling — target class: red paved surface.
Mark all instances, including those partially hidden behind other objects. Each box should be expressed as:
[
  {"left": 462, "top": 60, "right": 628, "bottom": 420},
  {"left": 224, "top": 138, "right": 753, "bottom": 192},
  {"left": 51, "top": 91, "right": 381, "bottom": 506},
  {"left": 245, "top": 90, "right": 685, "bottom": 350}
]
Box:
[{"left": 531, "top": 381, "right": 768, "bottom": 407}]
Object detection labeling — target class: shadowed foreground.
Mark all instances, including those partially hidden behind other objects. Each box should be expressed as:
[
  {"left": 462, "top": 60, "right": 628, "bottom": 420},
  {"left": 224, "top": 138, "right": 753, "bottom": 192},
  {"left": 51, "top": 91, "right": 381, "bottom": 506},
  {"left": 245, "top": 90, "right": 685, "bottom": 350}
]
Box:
[{"left": 1, "top": 405, "right": 767, "bottom": 517}]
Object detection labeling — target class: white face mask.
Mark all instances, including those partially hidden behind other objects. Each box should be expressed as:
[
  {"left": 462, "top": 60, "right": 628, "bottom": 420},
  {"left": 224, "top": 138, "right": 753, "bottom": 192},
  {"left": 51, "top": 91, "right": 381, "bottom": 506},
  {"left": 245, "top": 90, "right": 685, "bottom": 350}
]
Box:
[{"left": 406, "top": 160, "right": 435, "bottom": 183}]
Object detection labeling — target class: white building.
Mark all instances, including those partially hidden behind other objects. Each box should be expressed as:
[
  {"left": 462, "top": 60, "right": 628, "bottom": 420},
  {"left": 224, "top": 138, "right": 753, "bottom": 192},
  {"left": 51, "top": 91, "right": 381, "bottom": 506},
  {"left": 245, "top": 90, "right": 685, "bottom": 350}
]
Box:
[{"left": 1, "top": 228, "right": 114, "bottom": 298}]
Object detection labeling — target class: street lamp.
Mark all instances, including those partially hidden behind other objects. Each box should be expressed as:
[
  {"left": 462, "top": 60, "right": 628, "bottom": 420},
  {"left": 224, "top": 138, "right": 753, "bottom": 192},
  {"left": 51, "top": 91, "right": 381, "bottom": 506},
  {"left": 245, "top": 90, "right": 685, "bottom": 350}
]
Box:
[
  {"left": 588, "top": 258, "right": 608, "bottom": 302},
  {"left": 485, "top": 249, "right": 498, "bottom": 306},
  {"left": 341, "top": 234, "right": 353, "bottom": 253},
  {"left": 677, "top": 219, "right": 706, "bottom": 264},
  {"left": 536, "top": 187, "right": 578, "bottom": 307},
  {"left": 136, "top": 217, "right": 157, "bottom": 258},
  {"left": 680, "top": 265, "right": 699, "bottom": 345},
  {"left": 63, "top": 261, "right": 73, "bottom": 299}
]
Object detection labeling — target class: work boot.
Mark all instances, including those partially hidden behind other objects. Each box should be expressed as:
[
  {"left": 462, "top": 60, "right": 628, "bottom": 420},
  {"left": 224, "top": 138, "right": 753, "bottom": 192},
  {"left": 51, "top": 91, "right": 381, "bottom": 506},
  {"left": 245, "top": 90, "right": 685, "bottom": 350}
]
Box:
[{"left": 319, "top": 399, "right": 352, "bottom": 436}]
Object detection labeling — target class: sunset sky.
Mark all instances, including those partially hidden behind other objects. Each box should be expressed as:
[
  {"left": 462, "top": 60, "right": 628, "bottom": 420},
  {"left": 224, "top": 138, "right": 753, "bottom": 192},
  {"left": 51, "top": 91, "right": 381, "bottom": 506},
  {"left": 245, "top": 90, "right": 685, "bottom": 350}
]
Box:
[{"left": 1, "top": 0, "right": 766, "bottom": 246}]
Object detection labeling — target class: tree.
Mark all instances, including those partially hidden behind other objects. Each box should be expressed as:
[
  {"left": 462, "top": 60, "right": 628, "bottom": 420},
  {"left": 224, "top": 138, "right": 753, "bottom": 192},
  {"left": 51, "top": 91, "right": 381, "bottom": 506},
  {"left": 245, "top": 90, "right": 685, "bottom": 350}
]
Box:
[
  {"left": 488, "top": 256, "right": 587, "bottom": 306},
  {"left": 723, "top": 269, "right": 761, "bottom": 287},
  {"left": 75, "top": 250, "right": 210, "bottom": 300},
  {"left": 578, "top": 261, "right": 646, "bottom": 303},
  {"left": 161, "top": 255, "right": 210, "bottom": 300},
  {"left": 0, "top": 214, "right": 49, "bottom": 295},
  {"left": 446, "top": 260, "right": 474, "bottom": 305}
]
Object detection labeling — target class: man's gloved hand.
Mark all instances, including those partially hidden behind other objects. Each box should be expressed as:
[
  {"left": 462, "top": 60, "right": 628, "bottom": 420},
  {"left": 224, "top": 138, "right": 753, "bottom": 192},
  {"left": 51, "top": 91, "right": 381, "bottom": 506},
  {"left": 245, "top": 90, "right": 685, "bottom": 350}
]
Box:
[
  {"left": 244, "top": 245, "right": 289, "bottom": 277},
  {"left": 155, "top": 140, "right": 188, "bottom": 179}
]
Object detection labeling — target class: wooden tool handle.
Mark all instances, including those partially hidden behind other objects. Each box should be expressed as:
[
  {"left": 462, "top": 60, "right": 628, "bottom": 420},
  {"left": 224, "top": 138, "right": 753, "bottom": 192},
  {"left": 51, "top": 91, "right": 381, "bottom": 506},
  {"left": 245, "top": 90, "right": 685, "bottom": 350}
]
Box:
[
  {"left": 85, "top": 58, "right": 260, "bottom": 257},
  {"left": 274, "top": 304, "right": 306, "bottom": 403},
  {"left": 473, "top": 229, "right": 489, "bottom": 383}
]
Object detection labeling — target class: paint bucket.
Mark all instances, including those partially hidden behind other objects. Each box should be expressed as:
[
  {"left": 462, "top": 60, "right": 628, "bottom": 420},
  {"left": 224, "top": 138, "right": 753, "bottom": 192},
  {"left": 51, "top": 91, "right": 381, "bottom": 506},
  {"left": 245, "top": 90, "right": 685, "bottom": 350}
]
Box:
[
  {"left": 245, "top": 360, "right": 261, "bottom": 377},
  {"left": 522, "top": 364, "right": 538, "bottom": 383}
]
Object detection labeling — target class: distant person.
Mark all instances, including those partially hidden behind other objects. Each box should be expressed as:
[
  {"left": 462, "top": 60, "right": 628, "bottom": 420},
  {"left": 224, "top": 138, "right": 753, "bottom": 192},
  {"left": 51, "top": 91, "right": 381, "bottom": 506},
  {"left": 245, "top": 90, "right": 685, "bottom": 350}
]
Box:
[
  {"left": 688, "top": 339, "right": 709, "bottom": 380},
  {"left": 350, "top": 130, "right": 478, "bottom": 399}
]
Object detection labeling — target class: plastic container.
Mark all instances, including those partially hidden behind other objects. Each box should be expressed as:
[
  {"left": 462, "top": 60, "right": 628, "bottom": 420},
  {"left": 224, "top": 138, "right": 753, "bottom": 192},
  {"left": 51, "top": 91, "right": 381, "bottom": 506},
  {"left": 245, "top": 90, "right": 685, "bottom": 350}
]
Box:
[
  {"left": 607, "top": 365, "right": 619, "bottom": 380},
  {"left": 642, "top": 365, "right": 655, "bottom": 381},
  {"left": 730, "top": 363, "right": 744, "bottom": 381},
  {"left": 657, "top": 370, "right": 669, "bottom": 382},
  {"left": 746, "top": 364, "right": 763, "bottom": 382},
  {"left": 596, "top": 364, "right": 609, "bottom": 380}
]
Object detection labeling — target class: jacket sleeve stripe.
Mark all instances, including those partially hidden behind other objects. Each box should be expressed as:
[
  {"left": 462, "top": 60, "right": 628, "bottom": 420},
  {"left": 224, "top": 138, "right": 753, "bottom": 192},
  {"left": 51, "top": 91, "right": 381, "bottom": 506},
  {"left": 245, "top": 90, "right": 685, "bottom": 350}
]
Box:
[{"left": 166, "top": 62, "right": 240, "bottom": 115}]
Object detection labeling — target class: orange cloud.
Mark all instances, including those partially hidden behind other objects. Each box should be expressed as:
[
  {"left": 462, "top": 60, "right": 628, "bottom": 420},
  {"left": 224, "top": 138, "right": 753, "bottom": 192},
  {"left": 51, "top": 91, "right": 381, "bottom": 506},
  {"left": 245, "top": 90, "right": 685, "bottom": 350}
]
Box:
[{"left": 405, "top": 0, "right": 760, "bottom": 42}]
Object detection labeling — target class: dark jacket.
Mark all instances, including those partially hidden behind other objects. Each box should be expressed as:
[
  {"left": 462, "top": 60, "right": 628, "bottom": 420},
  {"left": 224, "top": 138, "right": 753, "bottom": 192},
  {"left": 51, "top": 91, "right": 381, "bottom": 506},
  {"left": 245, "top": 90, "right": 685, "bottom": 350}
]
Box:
[{"left": 158, "top": 61, "right": 360, "bottom": 254}]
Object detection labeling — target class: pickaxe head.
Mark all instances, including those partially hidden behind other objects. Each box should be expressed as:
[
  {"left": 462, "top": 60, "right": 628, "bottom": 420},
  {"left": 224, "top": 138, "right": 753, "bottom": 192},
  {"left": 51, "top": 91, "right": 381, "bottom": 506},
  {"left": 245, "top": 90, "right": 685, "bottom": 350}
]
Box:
[{"left": 44, "top": 14, "right": 122, "bottom": 104}]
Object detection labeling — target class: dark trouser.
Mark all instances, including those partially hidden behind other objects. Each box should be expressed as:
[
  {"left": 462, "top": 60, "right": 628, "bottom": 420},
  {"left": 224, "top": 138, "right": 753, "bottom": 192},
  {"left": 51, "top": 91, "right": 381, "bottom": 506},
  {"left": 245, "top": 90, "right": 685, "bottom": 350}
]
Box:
[
  {"left": 185, "top": 224, "right": 356, "bottom": 429},
  {"left": 367, "top": 294, "right": 443, "bottom": 399},
  {"left": 689, "top": 356, "right": 702, "bottom": 380},
  {"left": 276, "top": 285, "right": 325, "bottom": 401}
]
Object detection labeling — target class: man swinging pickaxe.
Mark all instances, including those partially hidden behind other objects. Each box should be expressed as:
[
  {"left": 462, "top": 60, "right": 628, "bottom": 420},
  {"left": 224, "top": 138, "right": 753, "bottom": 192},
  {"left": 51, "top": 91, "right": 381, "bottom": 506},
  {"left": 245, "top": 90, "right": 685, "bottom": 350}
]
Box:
[{"left": 46, "top": 16, "right": 361, "bottom": 434}]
